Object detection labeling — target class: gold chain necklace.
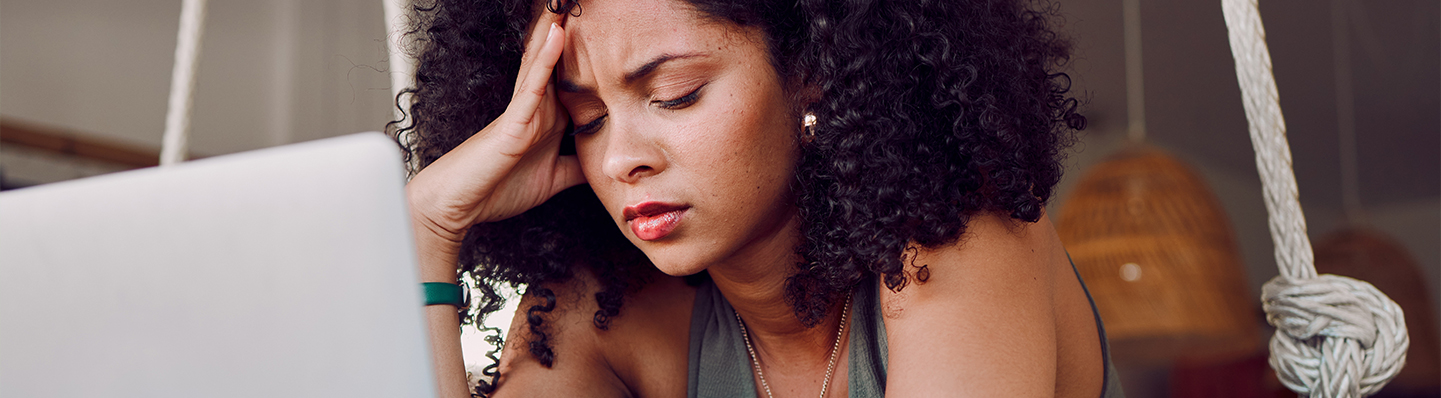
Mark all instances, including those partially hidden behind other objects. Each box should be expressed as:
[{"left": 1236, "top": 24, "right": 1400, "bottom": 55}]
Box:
[{"left": 735, "top": 293, "right": 853, "bottom": 398}]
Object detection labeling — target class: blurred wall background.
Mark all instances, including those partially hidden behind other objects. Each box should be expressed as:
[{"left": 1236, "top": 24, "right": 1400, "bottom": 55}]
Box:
[
  {"left": 0, "top": 0, "right": 392, "bottom": 185},
  {"left": 0, "top": 0, "right": 1436, "bottom": 396}
]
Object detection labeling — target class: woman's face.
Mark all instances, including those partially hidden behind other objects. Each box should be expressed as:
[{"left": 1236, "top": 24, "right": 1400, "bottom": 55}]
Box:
[{"left": 555, "top": 0, "right": 800, "bottom": 276}]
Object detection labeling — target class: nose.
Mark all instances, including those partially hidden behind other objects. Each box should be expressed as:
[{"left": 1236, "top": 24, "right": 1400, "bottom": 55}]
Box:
[{"left": 598, "top": 118, "right": 667, "bottom": 184}]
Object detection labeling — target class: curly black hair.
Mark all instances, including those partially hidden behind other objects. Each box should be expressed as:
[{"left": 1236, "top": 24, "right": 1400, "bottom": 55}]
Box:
[{"left": 390, "top": 0, "right": 1083, "bottom": 394}]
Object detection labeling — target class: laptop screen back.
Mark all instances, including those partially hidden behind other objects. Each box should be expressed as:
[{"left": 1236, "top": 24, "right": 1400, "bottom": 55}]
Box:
[{"left": 0, "top": 133, "right": 436, "bottom": 398}]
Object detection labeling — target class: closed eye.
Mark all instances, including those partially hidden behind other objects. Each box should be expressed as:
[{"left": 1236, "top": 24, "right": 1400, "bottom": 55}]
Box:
[
  {"left": 569, "top": 114, "right": 607, "bottom": 136},
  {"left": 653, "top": 85, "right": 703, "bottom": 109}
]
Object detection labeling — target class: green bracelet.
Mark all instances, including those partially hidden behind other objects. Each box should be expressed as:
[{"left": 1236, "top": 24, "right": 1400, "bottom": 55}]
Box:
[{"left": 422, "top": 282, "right": 466, "bottom": 307}]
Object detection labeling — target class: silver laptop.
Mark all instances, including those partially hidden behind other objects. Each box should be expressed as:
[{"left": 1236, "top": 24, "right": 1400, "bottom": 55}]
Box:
[{"left": 0, "top": 133, "right": 437, "bottom": 398}]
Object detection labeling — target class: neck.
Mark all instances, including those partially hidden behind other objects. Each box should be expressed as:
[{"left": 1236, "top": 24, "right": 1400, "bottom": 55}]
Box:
[{"left": 706, "top": 215, "right": 847, "bottom": 365}]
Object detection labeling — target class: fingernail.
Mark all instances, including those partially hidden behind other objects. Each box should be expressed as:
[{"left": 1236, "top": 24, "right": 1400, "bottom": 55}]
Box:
[{"left": 547, "top": 23, "right": 559, "bottom": 41}]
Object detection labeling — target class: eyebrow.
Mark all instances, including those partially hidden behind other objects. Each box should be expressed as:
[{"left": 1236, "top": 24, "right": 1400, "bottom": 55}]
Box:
[
  {"left": 625, "top": 53, "right": 702, "bottom": 84},
  {"left": 557, "top": 52, "right": 704, "bottom": 94}
]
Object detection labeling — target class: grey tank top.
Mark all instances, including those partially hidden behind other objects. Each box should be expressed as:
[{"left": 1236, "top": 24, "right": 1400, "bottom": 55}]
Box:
[{"left": 685, "top": 262, "right": 1125, "bottom": 398}]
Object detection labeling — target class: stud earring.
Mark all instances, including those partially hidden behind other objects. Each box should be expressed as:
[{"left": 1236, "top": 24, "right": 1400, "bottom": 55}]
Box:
[{"left": 801, "top": 113, "right": 817, "bottom": 144}]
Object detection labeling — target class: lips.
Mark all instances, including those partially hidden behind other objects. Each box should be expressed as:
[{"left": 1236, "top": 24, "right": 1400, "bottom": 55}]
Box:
[{"left": 623, "top": 202, "right": 689, "bottom": 241}]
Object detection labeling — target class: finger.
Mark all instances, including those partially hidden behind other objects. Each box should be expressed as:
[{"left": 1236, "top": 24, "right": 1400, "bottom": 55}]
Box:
[
  {"left": 548, "top": 155, "right": 586, "bottom": 197},
  {"left": 516, "top": 10, "right": 568, "bottom": 93},
  {"left": 506, "top": 22, "right": 566, "bottom": 126},
  {"left": 542, "top": 71, "right": 569, "bottom": 133}
]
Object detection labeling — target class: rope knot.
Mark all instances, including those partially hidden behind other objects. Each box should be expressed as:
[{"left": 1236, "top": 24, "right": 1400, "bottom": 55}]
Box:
[{"left": 1261, "top": 274, "right": 1409, "bottom": 397}]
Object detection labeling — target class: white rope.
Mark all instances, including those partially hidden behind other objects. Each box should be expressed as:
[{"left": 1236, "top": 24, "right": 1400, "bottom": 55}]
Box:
[
  {"left": 159, "top": 0, "right": 207, "bottom": 167},
  {"left": 382, "top": 0, "right": 419, "bottom": 176},
  {"left": 1264, "top": 276, "right": 1409, "bottom": 397},
  {"left": 1218, "top": 0, "right": 1409, "bottom": 396},
  {"left": 383, "top": 0, "right": 415, "bottom": 123}
]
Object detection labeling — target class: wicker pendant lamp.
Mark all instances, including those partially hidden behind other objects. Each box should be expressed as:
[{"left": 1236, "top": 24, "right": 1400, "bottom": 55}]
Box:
[
  {"left": 1053, "top": 0, "right": 1257, "bottom": 364},
  {"left": 1056, "top": 146, "right": 1259, "bottom": 364}
]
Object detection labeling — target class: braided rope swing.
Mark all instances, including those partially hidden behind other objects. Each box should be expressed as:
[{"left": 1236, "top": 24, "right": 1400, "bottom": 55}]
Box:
[
  {"left": 1218, "top": 0, "right": 1409, "bottom": 396},
  {"left": 159, "top": 0, "right": 207, "bottom": 167}
]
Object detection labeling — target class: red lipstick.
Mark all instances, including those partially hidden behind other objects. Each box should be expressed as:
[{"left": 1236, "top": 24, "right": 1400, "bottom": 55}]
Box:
[{"left": 623, "top": 202, "right": 689, "bottom": 241}]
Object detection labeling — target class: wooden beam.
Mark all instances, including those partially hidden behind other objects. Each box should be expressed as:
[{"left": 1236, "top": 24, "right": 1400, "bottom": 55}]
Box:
[{"left": 0, "top": 119, "right": 200, "bottom": 169}]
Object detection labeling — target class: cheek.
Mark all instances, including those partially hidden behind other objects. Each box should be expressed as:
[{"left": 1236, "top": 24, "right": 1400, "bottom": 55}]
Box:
[
  {"left": 731, "top": 92, "right": 796, "bottom": 169},
  {"left": 687, "top": 99, "right": 796, "bottom": 196},
  {"left": 574, "top": 136, "right": 605, "bottom": 180},
  {"left": 573, "top": 135, "right": 622, "bottom": 209}
]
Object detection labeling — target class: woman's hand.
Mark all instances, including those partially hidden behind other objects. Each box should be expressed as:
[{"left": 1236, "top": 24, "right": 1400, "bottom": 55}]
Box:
[
  {"left": 406, "top": 12, "right": 582, "bottom": 278},
  {"left": 407, "top": 12, "right": 578, "bottom": 398}
]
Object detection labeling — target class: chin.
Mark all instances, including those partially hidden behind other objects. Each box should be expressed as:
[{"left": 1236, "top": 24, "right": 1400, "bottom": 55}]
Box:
[
  {"left": 653, "top": 262, "right": 709, "bottom": 277},
  {"left": 634, "top": 242, "right": 712, "bottom": 277}
]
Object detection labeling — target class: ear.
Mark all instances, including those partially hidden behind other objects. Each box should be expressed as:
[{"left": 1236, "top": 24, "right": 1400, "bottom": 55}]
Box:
[
  {"left": 790, "top": 81, "right": 822, "bottom": 116},
  {"left": 787, "top": 79, "right": 822, "bottom": 145}
]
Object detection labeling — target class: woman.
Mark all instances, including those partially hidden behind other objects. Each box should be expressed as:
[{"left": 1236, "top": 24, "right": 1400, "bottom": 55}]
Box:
[{"left": 396, "top": 0, "right": 1119, "bottom": 396}]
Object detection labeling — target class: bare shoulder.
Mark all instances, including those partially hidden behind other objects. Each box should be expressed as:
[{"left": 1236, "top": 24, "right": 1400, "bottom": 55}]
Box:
[
  {"left": 880, "top": 212, "right": 1088, "bottom": 397},
  {"left": 880, "top": 212, "right": 1068, "bottom": 319},
  {"left": 491, "top": 266, "right": 696, "bottom": 398}
]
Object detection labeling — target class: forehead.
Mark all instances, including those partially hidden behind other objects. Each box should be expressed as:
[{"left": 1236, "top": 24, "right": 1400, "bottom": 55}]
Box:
[
  {"left": 558, "top": 0, "right": 743, "bottom": 85},
  {"left": 566, "top": 0, "right": 695, "bottom": 30}
]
